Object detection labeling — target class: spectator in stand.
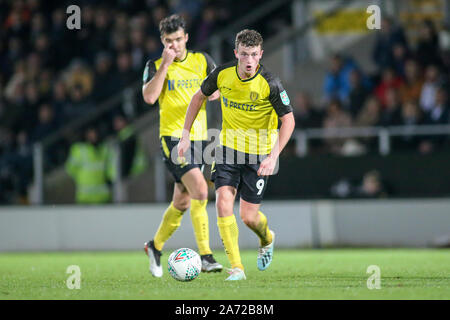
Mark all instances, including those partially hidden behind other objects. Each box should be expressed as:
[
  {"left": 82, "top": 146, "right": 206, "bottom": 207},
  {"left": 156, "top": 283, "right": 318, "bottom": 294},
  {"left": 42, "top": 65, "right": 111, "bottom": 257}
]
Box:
[
  {"left": 420, "top": 87, "right": 450, "bottom": 154},
  {"left": 2, "top": 79, "right": 26, "bottom": 133},
  {"left": 37, "top": 69, "right": 53, "bottom": 100},
  {"left": 92, "top": 52, "right": 116, "bottom": 103},
  {"left": 291, "top": 91, "right": 324, "bottom": 153},
  {"left": 354, "top": 96, "right": 381, "bottom": 150},
  {"left": 195, "top": 6, "right": 218, "bottom": 44},
  {"left": 4, "top": 59, "right": 26, "bottom": 99},
  {"left": 76, "top": 4, "right": 96, "bottom": 63},
  {"left": 65, "top": 60, "right": 93, "bottom": 98},
  {"left": 293, "top": 91, "right": 323, "bottom": 129},
  {"left": 322, "top": 98, "right": 353, "bottom": 154},
  {"left": 379, "top": 88, "right": 401, "bottom": 127},
  {"left": 50, "top": 8, "right": 71, "bottom": 69},
  {"left": 65, "top": 126, "right": 111, "bottom": 204},
  {"left": 354, "top": 96, "right": 381, "bottom": 128},
  {"left": 33, "top": 33, "right": 53, "bottom": 69},
  {"left": 91, "top": 7, "right": 112, "bottom": 54},
  {"left": 111, "top": 32, "right": 130, "bottom": 58},
  {"left": 113, "top": 11, "right": 129, "bottom": 35},
  {"left": 63, "top": 84, "right": 94, "bottom": 121},
  {"left": 398, "top": 59, "right": 423, "bottom": 104},
  {"left": 347, "top": 69, "right": 370, "bottom": 118},
  {"left": 0, "top": 42, "right": 10, "bottom": 77},
  {"left": 30, "top": 12, "right": 47, "bottom": 42},
  {"left": 169, "top": 0, "right": 203, "bottom": 32},
  {"left": 419, "top": 65, "right": 441, "bottom": 113},
  {"left": 169, "top": 0, "right": 203, "bottom": 22},
  {"left": 4, "top": 7, "right": 29, "bottom": 40},
  {"left": 31, "top": 103, "right": 61, "bottom": 167},
  {"left": 108, "top": 51, "right": 137, "bottom": 116},
  {"left": 374, "top": 67, "right": 404, "bottom": 108},
  {"left": 108, "top": 113, "right": 147, "bottom": 180},
  {"left": 14, "top": 130, "right": 33, "bottom": 204},
  {"left": 372, "top": 17, "right": 408, "bottom": 70},
  {"left": 130, "top": 28, "right": 146, "bottom": 71},
  {"left": 31, "top": 103, "right": 58, "bottom": 143},
  {"left": 113, "top": 51, "right": 137, "bottom": 89},
  {"left": 391, "top": 42, "right": 411, "bottom": 78},
  {"left": 441, "top": 49, "right": 450, "bottom": 76},
  {"left": 393, "top": 100, "right": 424, "bottom": 152},
  {"left": 143, "top": 36, "right": 162, "bottom": 62},
  {"left": 148, "top": 5, "right": 168, "bottom": 37},
  {"left": 6, "top": 38, "right": 25, "bottom": 74},
  {"left": 416, "top": 19, "right": 442, "bottom": 68},
  {"left": 354, "top": 170, "right": 387, "bottom": 198},
  {"left": 25, "top": 52, "right": 42, "bottom": 83},
  {"left": 22, "top": 81, "right": 41, "bottom": 135},
  {"left": 323, "top": 54, "right": 358, "bottom": 104},
  {"left": 0, "top": 130, "right": 33, "bottom": 204},
  {"left": 0, "top": 1, "right": 261, "bottom": 204},
  {"left": 428, "top": 86, "right": 450, "bottom": 124},
  {"left": 51, "top": 79, "right": 68, "bottom": 127}
]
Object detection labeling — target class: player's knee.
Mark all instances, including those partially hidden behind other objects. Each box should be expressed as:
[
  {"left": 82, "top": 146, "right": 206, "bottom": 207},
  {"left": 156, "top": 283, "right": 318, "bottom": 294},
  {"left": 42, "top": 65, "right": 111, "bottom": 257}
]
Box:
[
  {"left": 240, "top": 214, "right": 257, "bottom": 228},
  {"left": 190, "top": 185, "right": 208, "bottom": 201},
  {"left": 216, "top": 197, "right": 233, "bottom": 215},
  {"left": 173, "top": 198, "right": 190, "bottom": 212}
]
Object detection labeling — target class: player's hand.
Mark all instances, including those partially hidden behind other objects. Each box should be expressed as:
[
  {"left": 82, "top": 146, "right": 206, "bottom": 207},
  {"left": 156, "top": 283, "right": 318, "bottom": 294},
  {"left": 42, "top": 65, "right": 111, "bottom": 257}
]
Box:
[
  {"left": 161, "top": 46, "right": 177, "bottom": 67},
  {"left": 257, "top": 155, "right": 277, "bottom": 176},
  {"left": 177, "top": 136, "right": 190, "bottom": 159}
]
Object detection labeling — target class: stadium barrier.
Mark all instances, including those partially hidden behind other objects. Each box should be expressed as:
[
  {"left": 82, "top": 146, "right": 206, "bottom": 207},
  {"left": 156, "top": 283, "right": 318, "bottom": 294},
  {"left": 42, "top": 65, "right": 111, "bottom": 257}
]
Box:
[
  {"left": 1, "top": 199, "right": 449, "bottom": 252},
  {"left": 293, "top": 125, "right": 450, "bottom": 157},
  {"left": 267, "top": 150, "right": 450, "bottom": 199}
]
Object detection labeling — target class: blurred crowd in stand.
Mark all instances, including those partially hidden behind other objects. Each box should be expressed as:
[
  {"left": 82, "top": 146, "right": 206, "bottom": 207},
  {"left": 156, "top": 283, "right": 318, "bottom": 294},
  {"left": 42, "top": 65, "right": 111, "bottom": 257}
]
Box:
[
  {"left": 0, "top": 0, "right": 273, "bottom": 204},
  {"left": 291, "top": 17, "right": 450, "bottom": 156},
  {"left": 1, "top": 1, "right": 448, "bottom": 204}
]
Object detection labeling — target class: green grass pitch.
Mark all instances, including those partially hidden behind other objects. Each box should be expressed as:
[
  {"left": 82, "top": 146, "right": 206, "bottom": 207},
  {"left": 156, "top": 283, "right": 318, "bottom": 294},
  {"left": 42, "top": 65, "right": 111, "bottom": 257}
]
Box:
[{"left": 0, "top": 249, "right": 449, "bottom": 300}]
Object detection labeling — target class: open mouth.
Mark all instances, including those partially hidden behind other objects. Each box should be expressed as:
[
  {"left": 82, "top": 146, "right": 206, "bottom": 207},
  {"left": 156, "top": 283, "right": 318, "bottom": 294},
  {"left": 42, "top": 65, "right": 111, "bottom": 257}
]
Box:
[{"left": 246, "top": 65, "right": 252, "bottom": 72}]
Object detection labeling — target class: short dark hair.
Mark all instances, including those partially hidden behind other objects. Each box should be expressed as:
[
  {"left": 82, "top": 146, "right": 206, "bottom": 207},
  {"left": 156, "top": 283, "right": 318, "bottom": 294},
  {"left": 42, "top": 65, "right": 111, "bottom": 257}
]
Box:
[
  {"left": 159, "top": 14, "right": 186, "bottom": 36},
  {"left": 235, "top": 29, "right": 263, "bottom": 49}
]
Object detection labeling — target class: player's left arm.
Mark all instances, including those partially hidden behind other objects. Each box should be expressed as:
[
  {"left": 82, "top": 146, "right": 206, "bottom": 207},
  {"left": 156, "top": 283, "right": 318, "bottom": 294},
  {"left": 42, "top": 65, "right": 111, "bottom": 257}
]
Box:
[
  {"left": 257, "top": 76, "right": 295, "bottom": 177},
  {"left": 257, "top": 112, "right": 295, "bottom": 176},
  {"left": 177, "top": 89, "right": 207, "bottom": 158},
  {"left": 178, "top": 63, "right": 221, "bottom": 157}
]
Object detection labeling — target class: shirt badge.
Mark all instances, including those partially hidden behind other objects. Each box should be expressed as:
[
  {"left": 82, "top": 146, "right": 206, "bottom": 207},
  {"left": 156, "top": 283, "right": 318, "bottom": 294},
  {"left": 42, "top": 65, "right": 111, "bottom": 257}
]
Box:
[{"left": 280, "top": 90, "right": 290, "bottom": 105}]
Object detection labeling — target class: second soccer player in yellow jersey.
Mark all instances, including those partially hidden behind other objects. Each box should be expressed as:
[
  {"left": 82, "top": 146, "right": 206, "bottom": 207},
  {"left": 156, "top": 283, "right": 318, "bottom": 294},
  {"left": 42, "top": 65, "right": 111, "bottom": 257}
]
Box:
[
  {"left": 178, "top": 29, "right": 295, "bottom": 280},
  {"left": 142, "top": 14, "right": 222, "bottom": 277}
]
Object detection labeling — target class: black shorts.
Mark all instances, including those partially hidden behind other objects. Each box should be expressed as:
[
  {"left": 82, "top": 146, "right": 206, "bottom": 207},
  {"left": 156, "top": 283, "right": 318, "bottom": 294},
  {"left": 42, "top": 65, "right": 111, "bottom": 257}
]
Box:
[
  {"left": 211, "top": 146, "right": 269, "bottom": 204},
  {"left": 160, "top": 136, "right": 206, "bottom": 183}
]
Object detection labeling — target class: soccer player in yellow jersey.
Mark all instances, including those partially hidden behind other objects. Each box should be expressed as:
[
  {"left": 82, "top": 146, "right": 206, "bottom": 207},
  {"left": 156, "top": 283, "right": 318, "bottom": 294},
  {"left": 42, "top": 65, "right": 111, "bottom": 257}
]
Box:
[
  {"left": 178, "top": 29, "right": 295, "bottom": 280},
  {"left": 142, "top": 14, "right": 222, "bottom": 277}
]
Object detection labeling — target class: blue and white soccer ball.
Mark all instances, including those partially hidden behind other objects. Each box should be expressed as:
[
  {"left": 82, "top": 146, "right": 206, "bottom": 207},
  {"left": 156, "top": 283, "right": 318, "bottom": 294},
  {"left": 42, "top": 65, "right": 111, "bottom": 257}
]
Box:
[{"left": 167, "top": 248, "right": 202, "bottom": 281}]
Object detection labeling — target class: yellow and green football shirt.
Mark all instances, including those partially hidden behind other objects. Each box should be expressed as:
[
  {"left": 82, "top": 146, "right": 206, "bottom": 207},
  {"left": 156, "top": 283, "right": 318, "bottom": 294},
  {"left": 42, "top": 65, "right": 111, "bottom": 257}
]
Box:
[
  {"left": 201, "top": 61, "right": 293, "bottom": 155},
  {"left": 143, "top": 50, "right": 216, "bottom": 141}
]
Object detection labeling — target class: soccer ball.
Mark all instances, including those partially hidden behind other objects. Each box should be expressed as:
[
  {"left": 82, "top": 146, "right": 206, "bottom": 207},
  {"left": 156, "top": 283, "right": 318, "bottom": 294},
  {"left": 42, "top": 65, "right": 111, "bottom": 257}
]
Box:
[{"left": 167, "top": 248, "right": 202, "bottom": 281}]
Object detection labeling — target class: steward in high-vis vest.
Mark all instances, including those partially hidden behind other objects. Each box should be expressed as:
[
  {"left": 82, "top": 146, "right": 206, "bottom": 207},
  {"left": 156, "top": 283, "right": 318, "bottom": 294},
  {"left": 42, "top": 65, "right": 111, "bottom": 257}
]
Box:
[
  {"left": 65, "top": 127, "right": 111, "bottom": 204},
  {"left": 106, "top": 114, "right": 147, "bottom": 182}
]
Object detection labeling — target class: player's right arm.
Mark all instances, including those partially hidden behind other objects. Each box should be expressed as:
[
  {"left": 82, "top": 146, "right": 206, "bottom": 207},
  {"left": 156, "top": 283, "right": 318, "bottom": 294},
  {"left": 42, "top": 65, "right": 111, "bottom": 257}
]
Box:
[
  {"left": 177, "top": 89, "right": 207, "bottom": 157},
  {"left": 142, "top": 46, "right": 177, "bottom": 104},
  {"left": 178, "top": 64, "right": 220, "bottom": 157}
]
